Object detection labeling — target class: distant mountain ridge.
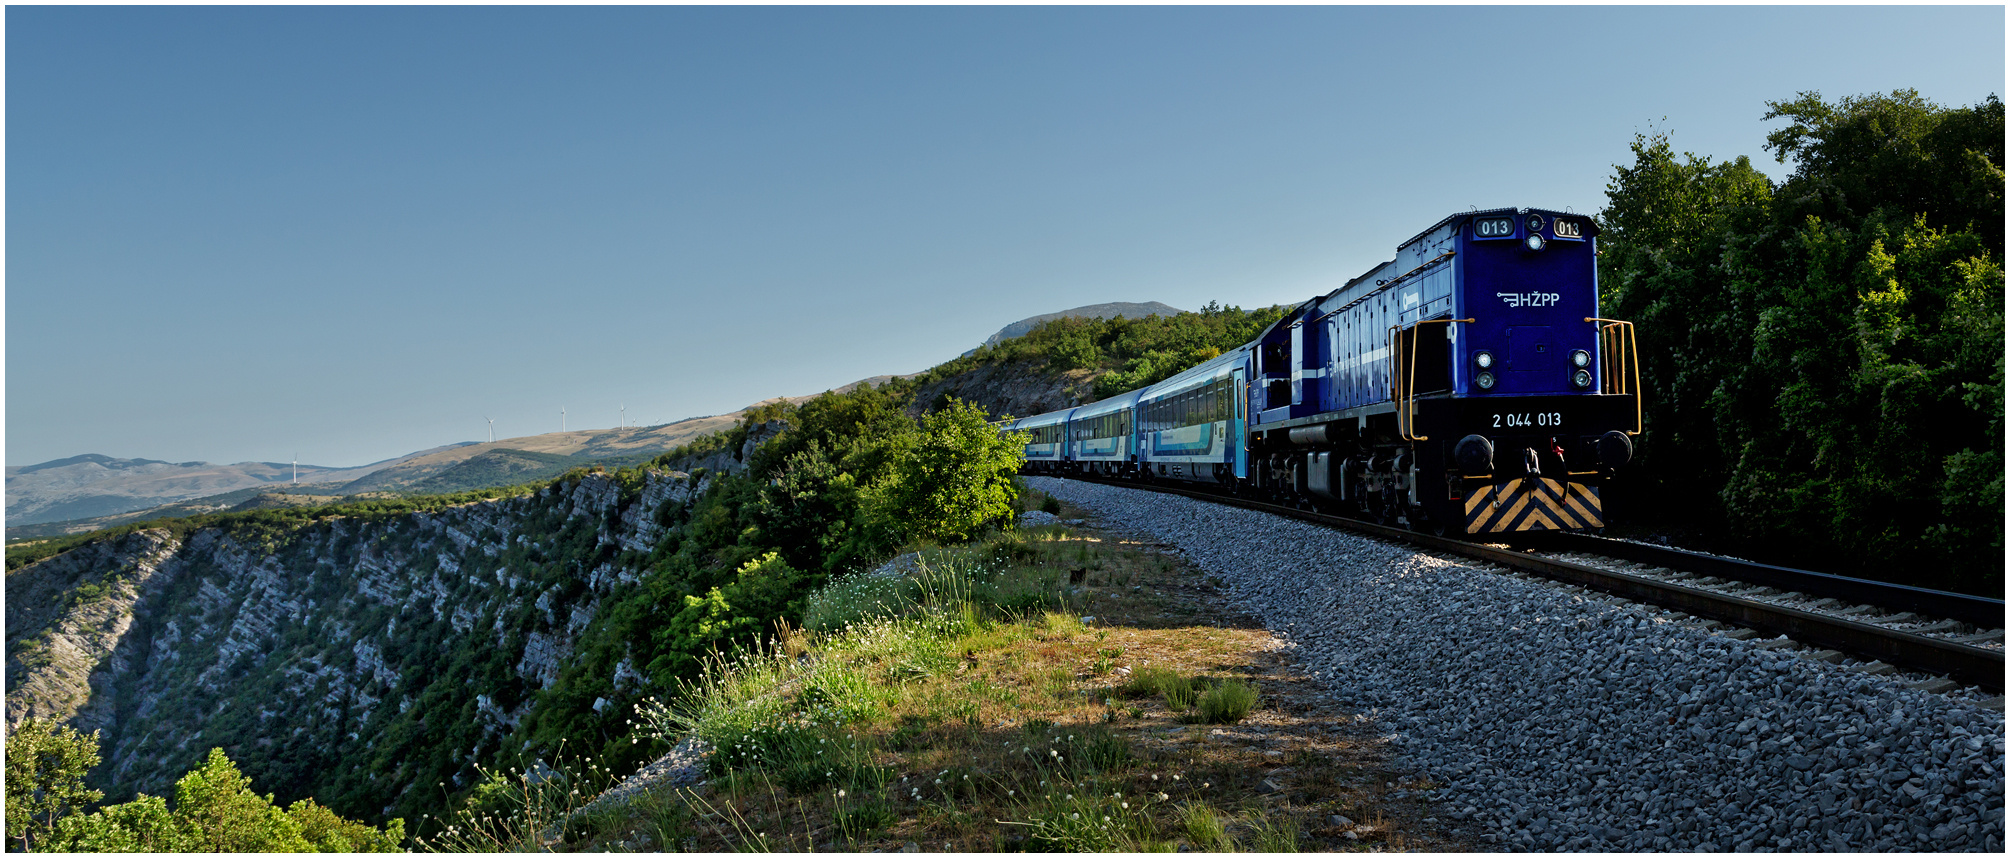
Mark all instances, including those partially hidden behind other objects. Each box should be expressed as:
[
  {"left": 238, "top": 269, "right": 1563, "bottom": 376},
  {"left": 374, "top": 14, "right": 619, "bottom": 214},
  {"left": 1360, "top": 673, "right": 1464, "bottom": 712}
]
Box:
[
  {"left": 2, "top": 450, "right": 450, "bottom": 527},
  {"left": 5, "top": 374, "right": 930, "bottom": 540},
  {"left": 976, "top": 302, "right": 1185, "bottom": 351},
  {"left": 5, "top": 305, "right": 1161, "bottom": 537}
]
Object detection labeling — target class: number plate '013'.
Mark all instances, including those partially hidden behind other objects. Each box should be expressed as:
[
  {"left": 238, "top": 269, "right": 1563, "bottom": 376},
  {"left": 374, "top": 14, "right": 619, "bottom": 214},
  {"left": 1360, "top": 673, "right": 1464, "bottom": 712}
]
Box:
[{"left": 1492, "top": 412, "right": 1563, "bottom": 428}]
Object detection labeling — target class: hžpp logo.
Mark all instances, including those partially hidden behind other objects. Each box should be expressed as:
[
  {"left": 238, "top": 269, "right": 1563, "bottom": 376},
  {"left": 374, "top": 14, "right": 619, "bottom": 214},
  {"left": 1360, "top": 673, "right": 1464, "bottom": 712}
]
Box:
[{"left": 1497, "top": 292, "right": 1561, "bottom": 308}]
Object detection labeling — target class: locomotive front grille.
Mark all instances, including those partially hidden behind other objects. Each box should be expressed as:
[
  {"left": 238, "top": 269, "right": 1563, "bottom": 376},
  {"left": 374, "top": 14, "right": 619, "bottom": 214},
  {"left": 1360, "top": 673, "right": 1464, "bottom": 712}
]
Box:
[{"left": 1463, "top": 477, "right": 1602, "bottom": 532}]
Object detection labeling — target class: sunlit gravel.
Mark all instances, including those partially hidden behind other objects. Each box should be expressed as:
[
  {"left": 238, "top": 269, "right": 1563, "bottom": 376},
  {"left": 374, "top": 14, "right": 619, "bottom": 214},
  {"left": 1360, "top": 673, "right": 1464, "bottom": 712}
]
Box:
[{"left": 1030, "top": 477, "right": 2005, "bottom": 852}]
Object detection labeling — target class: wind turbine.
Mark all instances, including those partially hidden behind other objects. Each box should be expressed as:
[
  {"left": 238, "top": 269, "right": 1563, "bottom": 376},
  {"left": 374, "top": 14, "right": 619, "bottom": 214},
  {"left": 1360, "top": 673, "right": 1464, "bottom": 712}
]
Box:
[
  {"left": 621, "top": 403, "right": 626, "bottom": 429},
  {"left": 561, "top": 406, "right": 567, "bottom": 433},
  {"left": 485, "top": 416, "right": 495, "bottom": 443},
  {"left": 291, "top": 454, "right": 298, "bottom": 485}
]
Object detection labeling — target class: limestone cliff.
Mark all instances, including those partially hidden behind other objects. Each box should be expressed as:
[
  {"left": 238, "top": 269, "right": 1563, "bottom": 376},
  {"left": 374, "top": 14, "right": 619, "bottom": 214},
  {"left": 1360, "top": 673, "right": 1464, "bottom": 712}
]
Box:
[{"left": 4, "top": 467, "right": 716, "bottom": 824}]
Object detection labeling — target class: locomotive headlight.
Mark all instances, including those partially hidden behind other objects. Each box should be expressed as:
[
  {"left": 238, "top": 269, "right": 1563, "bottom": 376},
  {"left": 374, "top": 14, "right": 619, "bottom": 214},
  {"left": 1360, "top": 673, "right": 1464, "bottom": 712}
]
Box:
[
  {"left": 1474, "top": 350, "right": 1495, "bottom": 369},
  {"left": 1572, "top": 368, "right": 1593, "bottom": 389},
  {"left": 1570, "top": 349, "right": 1591, "bottom": 368},
  {"left": 1475, "top": 371, "right": 1497, "bottom": 390},
  {"left": 1525, "top": 233, "right": 1546, "bottom": 251}
]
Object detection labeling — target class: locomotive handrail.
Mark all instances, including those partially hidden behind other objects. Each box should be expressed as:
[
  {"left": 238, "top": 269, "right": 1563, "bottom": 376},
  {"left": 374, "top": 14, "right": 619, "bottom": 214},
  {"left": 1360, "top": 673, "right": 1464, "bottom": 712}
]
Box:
[
  {"left": 1586, "top": 317, "right": 1642, "bottom": 435},
  {"left": 1388, "top": 317, "right": 1475, "bottom": 442}
]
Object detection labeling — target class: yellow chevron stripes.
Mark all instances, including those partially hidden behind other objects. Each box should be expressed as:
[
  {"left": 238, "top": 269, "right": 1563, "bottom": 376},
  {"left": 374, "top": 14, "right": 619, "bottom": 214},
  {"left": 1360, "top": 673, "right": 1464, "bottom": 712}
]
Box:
[{"left": 1464, "top": 477, "right": 1602, "bottom": 533}]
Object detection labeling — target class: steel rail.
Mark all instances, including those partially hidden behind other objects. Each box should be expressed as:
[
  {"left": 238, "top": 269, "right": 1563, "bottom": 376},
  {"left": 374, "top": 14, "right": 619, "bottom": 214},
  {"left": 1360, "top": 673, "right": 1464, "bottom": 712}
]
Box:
[
  {"left": 1519, "top": 531, "right": 2005, "bottom": 629},
  {"left": 1049, "top": 474, "right": 2005, "bottom": 693}
]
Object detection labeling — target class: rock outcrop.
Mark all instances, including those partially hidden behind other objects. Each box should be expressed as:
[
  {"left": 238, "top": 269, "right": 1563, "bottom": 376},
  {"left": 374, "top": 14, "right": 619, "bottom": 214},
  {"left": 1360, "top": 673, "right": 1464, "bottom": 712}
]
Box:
[{"left": 4, "top": 469, "right": 704, "bottom": 825}]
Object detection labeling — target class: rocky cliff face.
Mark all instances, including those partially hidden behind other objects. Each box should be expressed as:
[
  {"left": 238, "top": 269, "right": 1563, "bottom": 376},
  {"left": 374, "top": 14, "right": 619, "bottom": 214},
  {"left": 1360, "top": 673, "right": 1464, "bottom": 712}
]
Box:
[{"left": 4, "top": 467, "right": 718, "bottom": 824}]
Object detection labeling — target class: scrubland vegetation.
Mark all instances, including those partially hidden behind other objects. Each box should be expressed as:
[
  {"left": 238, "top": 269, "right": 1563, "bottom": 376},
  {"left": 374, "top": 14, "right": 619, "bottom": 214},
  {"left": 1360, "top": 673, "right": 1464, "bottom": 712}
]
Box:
[
  {"left": 421, "top": 501, "right": 1442, "bottom": 852},
  {"left": 909, "top": 301, "right": 1289, "bottom": 400},
  {"left": 6, "top": 721, "right": 401, "bottom": 852},
  {"left": 1599, "top": 90, "right": 2002, "bottom": 593}
]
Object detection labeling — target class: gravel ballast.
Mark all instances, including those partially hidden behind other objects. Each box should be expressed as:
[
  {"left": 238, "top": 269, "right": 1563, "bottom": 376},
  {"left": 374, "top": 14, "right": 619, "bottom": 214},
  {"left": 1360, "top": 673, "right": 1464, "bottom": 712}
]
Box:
[{"left": 1030, "top": 477, "right": 2006, "bottom": 852}]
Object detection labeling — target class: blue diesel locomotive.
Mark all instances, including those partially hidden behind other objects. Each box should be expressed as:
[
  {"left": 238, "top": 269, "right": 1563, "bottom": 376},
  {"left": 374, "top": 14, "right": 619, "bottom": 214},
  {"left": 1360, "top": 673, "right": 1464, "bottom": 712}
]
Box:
[{"left": 1006, "top": 206, "right": 1640, "bottom": 535}]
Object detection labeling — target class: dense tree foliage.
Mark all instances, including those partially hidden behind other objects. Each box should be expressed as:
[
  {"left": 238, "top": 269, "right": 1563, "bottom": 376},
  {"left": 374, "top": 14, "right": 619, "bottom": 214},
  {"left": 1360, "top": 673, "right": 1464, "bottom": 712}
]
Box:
[
  {"left": 5, "top": 719, "right": 103, "bottom": 851},
  {"left": 4, "top": 724, "right": 402, "bottom": 852},
  {"left": 904, "top": 301, "right": 1288, "bottom": 401},
  {"left": 1599, "top": 89, "right": 2003, "bottom": 594},
  {"left": 865, "top": 398, "right": 1028, "bottom": 544}
]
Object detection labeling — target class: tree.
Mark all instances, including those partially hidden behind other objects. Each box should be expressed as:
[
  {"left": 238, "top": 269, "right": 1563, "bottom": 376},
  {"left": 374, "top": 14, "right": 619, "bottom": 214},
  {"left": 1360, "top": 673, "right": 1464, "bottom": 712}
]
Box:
[
  {"left": 170, "top": 747, "right": 313, "bottom": 851},
  {"left": 47, "top": 794, "right": 188, "bottom": 852},
  {"left": 1598, "top": 91, "right": 2003, "bottom": 593},
  {"left": 5, "top": 718, "right": 103, "bottom": 851},
  {"left": 286, "top": 797, "right": 406, "bottom": 852},
  {"left": 869, "top": 398, "right": 1028, "bottom": 544},
  {"left": 20, "top": 742, "right": 405, "bottom": 853}
]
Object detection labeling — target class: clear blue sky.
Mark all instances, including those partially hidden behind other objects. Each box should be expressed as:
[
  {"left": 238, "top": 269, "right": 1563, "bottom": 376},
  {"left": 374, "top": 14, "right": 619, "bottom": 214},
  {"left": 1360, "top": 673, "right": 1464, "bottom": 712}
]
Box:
[{"left": 7, "top": 6, "right": 2002, "bottom": 468}]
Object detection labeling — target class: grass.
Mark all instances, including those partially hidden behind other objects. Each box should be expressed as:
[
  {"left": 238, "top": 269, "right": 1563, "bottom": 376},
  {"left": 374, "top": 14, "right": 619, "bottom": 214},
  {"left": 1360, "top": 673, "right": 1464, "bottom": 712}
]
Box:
[
  {"left": 511, "top": 512, "right": 1457, "bottom": 852},
  {"left": 412, "top": 740, "right": 616, "bottom": 852},
  {"left": 1195, "top": 679, "right": 1260, "bottom": 724}
]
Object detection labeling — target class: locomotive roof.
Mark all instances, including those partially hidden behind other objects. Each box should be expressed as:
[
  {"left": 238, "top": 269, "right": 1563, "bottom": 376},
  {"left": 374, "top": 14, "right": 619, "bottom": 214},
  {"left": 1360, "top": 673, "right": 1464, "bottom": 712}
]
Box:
[
  {"left": 1402, "top": 206, "right": 1600, "bottom": 249},
  {"left": 1252, "top": 206, "right": 1601, "bottom": 344}
]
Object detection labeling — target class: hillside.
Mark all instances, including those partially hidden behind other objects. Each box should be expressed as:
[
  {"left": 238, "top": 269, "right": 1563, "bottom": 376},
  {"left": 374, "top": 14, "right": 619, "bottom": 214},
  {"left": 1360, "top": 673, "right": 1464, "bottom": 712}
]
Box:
[
  {"left": 2, "top": 452, "right": 433, "bottom": 526},
  {"left": 2, "top": 302, "right": 1271, "bottom": 844},
  {"left": 4, "top": 486, "right": 364, "bottom": 542},
  {"left": 6, "top": 469, "right": 717, "bottom": 827},
  {"left": 9, "top": 376, "right": 932, "bottom": 545},
  {"left": 976, "top": 301, "right": 1185, "bottom": 350},
  {"left": 332, "top": 418, "right": 742, "bottom": 494}
]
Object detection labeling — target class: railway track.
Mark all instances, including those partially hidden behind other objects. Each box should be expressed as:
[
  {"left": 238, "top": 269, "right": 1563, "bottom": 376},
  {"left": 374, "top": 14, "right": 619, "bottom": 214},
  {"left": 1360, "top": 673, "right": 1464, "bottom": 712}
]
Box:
[{"left": 1054, "top": 474, "right": 2006, "bottom": 695}]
